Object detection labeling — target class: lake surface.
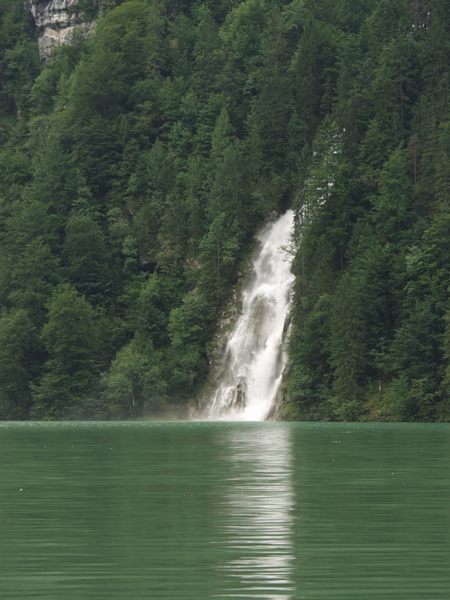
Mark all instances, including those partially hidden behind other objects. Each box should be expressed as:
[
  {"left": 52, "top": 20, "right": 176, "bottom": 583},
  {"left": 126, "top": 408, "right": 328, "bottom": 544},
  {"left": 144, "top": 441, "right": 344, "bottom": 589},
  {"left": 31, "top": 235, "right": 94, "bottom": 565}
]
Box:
[{"left": 0, "top": 421, "right": 449, "bottom": 599}]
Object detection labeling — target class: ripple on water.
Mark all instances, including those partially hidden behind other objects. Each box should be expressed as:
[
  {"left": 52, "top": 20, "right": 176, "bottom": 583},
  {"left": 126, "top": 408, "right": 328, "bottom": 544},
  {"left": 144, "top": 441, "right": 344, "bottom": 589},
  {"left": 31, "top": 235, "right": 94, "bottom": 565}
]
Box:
[{"left": 0, "top": 421, "right": 449, "bottom": 599}]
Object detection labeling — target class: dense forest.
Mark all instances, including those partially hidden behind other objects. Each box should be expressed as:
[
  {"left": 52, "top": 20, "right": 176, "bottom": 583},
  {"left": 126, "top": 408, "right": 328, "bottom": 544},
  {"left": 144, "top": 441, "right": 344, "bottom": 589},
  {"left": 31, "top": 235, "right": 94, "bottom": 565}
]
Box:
[{"left": 0, "top": 0, "right": 448, "bottom": 420}]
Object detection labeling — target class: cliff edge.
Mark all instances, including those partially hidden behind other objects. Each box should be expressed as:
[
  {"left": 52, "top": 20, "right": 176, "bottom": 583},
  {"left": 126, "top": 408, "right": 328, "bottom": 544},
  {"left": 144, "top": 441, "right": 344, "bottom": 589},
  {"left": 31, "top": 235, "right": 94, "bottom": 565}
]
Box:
[{"left": 28, "top": 0, "right": 93, "bottom": 59}]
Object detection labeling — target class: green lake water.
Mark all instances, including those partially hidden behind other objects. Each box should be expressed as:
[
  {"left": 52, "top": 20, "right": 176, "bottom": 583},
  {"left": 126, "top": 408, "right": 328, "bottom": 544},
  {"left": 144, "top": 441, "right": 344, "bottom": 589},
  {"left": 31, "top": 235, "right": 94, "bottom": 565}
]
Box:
[{"left": 0, "top": 421, "right": 449, "bottom": 599}]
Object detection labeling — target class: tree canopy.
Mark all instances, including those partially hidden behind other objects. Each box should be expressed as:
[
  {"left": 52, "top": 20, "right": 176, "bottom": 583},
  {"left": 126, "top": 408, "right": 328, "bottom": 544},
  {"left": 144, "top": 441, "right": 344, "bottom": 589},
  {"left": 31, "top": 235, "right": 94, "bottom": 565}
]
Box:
[{"left": 0, "top": 0, "right": 448, "bottom": 420}]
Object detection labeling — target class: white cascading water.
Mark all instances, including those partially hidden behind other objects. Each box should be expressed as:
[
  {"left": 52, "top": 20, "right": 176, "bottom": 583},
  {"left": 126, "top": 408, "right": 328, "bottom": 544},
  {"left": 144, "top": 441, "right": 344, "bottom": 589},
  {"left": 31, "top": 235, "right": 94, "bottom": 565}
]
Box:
[{"left": 208, "top": 210, "right": 295, "bottom": 421}]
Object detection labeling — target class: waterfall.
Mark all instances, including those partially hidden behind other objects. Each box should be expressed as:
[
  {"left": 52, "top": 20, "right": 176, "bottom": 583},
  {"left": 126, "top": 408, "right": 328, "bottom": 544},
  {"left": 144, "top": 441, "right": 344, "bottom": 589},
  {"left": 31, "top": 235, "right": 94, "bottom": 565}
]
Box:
[{"left": 208, "top": 210, "right": 295, "bottom": 421}]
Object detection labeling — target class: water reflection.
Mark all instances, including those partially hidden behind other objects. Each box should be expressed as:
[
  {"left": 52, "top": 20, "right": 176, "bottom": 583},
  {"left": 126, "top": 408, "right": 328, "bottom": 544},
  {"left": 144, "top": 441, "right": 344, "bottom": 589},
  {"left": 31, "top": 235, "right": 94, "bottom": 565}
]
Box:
[
  {"left": 216, "top": 425, "right": 294, "bottom": 599},
  {"left": 1, "top": 422, "right": 449, "bottom": 600}
]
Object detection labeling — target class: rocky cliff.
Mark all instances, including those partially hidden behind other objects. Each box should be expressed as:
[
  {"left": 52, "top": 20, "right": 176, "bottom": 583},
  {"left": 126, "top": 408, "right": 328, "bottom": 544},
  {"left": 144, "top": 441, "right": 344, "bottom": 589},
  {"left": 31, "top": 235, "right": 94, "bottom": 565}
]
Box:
[{"left": 28, "top": 0, "right": 93, "bottom": 59}]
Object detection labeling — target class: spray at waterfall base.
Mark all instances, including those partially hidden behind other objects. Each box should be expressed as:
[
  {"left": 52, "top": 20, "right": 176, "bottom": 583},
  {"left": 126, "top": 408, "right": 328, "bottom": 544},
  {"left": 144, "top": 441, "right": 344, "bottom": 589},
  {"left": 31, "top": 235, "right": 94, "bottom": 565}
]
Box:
[{"left": 197, "top": 211, "right": 295, "bottom": 422}]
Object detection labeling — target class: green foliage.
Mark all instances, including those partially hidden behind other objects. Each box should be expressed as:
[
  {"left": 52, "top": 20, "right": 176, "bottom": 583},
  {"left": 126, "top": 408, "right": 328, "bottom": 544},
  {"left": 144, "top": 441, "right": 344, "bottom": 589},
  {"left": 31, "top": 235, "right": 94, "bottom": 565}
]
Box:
[
  {"left": 288, "top": 0, "right": 450, "bottom": 421},
  {"left": 0, "top": 0, "right": 448, "bottom": 420},
  {"left": 102, "top": 341, "right": 167, "bottom": 417},
  {"left": 168, "top": 292, "right": 212, "bottom": 396},
  {"left": 0, "top": 309, "right": 37, "bottom": 418},
  {"left": 131, "top": 273, "right": 181, "bottom": 348},
  {"left": 32, "top": 284, "right": 100, "bottom": 419},
  {"left": 0, "top": 0, "right": 39, "bottom": 118},
  {"left": 63, "top": 213, "right": 112, "bottom": 303}
]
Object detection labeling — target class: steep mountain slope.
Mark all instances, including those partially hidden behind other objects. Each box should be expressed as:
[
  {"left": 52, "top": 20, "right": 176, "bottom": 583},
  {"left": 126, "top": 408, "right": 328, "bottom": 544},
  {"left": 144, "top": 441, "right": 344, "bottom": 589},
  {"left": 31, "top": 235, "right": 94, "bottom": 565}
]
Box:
[{"left": 0, "top": 0, "right": 448, "bottom": 421}]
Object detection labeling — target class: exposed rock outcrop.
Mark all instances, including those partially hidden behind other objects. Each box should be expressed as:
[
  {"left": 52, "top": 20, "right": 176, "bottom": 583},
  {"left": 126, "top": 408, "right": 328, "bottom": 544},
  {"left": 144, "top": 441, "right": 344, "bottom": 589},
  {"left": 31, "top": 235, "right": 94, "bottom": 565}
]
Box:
[{"left": 28, "top": 0, "right": 93, "bottom": 59}]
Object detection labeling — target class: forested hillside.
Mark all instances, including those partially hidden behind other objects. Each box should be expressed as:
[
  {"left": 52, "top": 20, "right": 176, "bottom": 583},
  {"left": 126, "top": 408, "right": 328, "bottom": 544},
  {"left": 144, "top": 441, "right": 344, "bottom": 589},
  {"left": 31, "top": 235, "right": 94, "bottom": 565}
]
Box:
[
  {"left": 0, "top": 0, "right": 448, "bottom": 420},
  {"left": 285, "top": 0, "right": 450, "bottom": 421}
]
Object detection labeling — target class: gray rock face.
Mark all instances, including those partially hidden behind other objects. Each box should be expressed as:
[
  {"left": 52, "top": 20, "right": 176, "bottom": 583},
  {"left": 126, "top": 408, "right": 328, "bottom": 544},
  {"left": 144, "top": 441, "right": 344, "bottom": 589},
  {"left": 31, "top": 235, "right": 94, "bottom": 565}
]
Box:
[{"left": 28, "top": 0, "right": 93, "bottom": 59}]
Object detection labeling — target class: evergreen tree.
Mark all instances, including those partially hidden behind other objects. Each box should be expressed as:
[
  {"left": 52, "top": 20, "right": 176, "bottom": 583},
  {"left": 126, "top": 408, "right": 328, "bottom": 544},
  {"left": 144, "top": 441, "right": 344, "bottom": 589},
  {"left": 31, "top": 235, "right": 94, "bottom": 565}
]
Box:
[
  {"left": 0, "top": 0, "right": 448, "bottom": 420},
  {"left": 32, "top": 285, "right": 100, "bottom": 418}
]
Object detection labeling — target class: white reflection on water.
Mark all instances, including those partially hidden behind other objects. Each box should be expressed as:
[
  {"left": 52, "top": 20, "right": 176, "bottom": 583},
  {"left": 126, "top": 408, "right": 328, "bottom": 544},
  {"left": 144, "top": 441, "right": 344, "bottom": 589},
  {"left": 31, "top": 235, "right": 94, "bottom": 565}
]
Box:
[{"left": 215, "top": 426, "right": 294, "bottom": 599}]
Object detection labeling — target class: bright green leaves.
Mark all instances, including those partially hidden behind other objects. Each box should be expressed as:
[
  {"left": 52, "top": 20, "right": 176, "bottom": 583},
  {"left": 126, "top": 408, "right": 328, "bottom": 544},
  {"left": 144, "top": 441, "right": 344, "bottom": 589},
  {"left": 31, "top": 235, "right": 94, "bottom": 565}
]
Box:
[
  {"left": 168, "top": 291, "right": 212, "bottom": 395},
  {"left": 102, "top": 341, "right": 167, "bottom": 418}
]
